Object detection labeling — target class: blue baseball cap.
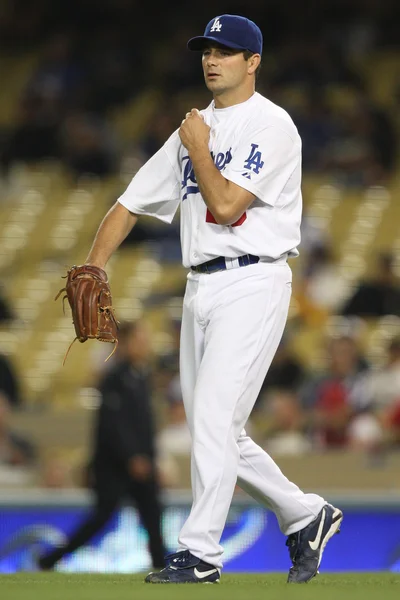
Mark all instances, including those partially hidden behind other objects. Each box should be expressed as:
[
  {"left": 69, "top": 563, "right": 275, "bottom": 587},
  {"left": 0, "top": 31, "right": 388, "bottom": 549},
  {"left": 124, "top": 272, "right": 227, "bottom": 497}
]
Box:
[{"left": 187, "top": 14, "right": 263, "bottom": 56}]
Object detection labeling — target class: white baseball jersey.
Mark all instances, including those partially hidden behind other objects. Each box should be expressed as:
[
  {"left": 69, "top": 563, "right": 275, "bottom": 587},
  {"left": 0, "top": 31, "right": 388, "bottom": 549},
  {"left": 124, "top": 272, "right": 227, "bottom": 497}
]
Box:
[{"left": 118, "top": 92, "right": 302, "bottom": 268}]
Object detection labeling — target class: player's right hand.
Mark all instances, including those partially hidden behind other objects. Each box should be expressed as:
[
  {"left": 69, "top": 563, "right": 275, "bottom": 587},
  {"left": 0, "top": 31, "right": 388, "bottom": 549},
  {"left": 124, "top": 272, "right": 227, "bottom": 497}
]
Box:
[{"left": 179, "top": 108, "right": 210, "bottom": 153}]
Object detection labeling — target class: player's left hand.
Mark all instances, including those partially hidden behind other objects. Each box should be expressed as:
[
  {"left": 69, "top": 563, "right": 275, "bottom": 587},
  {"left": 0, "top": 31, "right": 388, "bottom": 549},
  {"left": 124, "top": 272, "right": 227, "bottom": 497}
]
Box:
[{"left": 179, "top": 108, "right": 210, "bottom": 153}]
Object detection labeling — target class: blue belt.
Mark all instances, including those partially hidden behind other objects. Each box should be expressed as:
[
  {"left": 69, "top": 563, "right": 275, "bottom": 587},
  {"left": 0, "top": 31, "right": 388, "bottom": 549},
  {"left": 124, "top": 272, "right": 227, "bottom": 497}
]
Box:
[{"left": 191, "top": 254, "right": 260, "bottom": 274}]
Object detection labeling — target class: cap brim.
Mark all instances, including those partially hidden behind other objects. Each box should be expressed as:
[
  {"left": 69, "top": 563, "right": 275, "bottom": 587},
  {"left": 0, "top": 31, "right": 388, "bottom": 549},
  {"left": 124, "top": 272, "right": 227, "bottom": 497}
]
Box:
[{"left": 187, "top": 35, "right": 247, "bottom": 52}]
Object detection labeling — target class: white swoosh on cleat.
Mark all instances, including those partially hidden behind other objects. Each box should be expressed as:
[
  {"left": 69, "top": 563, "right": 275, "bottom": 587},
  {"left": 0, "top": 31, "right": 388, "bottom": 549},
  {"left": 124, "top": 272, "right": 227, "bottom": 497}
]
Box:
[
  {"left": 194, "top": 567, "right": 218, "bottom": 580},
  {"left": 309, "top": 508, "right": 326, "bottom": 551}
]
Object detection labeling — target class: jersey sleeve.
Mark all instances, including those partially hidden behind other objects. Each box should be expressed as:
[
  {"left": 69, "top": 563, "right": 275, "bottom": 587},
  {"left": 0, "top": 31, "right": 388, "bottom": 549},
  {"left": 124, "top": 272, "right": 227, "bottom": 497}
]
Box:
[
  {"left": 117, "top": 131, "right": 181, "bottom": 223},
  {"left": 222, "top": 126, "right": 300, "bottom": 207}
]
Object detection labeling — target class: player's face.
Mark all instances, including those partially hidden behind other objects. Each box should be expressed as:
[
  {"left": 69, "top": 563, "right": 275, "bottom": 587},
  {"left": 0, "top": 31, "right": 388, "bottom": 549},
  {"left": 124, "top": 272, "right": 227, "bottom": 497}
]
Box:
[{"left": 201, "top": 45, "right": 250, "bottom": 95}]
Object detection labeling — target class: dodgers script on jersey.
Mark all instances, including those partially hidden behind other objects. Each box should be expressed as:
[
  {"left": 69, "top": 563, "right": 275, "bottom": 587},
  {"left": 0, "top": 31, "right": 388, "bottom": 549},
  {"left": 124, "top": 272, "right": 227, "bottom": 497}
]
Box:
[{"left": 118, "top": 92, "right": 302, "bottom": 268}]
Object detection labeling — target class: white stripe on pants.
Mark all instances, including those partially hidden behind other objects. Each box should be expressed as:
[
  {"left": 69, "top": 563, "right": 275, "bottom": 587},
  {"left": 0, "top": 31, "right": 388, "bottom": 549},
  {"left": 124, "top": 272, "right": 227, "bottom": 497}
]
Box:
[{"left": 177, "top": 262, "right": 324, "bottom": 568}]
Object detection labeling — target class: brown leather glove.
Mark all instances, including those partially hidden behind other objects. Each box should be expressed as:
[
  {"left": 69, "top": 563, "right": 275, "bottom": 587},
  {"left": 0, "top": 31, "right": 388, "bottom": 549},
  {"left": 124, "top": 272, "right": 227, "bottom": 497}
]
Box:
[{"left": 56, "top": 265, "right": 118, "bottom": 363}]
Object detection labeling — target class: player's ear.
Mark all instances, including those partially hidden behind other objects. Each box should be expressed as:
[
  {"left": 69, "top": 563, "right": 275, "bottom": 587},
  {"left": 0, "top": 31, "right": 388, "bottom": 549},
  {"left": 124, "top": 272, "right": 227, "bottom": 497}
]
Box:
[{"left": 247, "top": 53, "right": 261, "bottom": 75}]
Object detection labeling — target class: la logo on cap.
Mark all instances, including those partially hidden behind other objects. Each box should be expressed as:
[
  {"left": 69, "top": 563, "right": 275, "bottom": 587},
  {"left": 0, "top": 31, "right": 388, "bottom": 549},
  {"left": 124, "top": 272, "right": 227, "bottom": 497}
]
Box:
[{"left": 210, "top": 17, "right": 222, "bottom": 32}]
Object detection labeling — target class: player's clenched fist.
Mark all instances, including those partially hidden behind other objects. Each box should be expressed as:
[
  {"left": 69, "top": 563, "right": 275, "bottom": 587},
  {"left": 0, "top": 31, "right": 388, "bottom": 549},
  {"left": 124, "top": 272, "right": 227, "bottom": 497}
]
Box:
[{"left": 179, "top": 108, "right": 210, "bottom": 153}]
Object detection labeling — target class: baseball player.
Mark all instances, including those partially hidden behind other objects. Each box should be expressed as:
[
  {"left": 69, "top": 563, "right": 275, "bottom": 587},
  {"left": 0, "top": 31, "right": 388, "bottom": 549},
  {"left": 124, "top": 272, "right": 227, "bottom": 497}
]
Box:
[{"left": 82, "top": 14, "right": 343, "bottom": 584}]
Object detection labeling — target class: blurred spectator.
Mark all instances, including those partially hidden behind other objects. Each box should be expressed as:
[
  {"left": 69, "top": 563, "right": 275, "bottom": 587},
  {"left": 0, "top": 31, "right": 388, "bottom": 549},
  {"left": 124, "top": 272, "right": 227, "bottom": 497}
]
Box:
[
  {"left": 341, "top": 252, "right": 400, "bottom": 317},
  {"left": 138, "top": 105, "right": 180, "bottom": 161},
  {"left": 0, "top": 352, "right": 21, "bottom": 408},
  {"left": 59, "top": 111, "right": 118, "bottom": 178},
  {"left": 267, "top": 36, "right": 364, "bottom": 90},
  {"left": 347, "top": 411, "right": 384, "bottom": 452},
  {"left": 261, "top": 391, "right": 312, "bottom": 456},
  {"left": 40, "top": 453, "right": 75, "bottom": 489},
  {"left": 84, "top": 25, "right": 141, "bottom": 114},
  {"left": 381, "top": 399, "right": 400, "bottom": 447},
  {"left": 368, "top": 101, "right": 398, "bottom": 176},
  {"left": 37, "top": 319, "right": 166, "bottom": 571},
  {"left": 299, "top": 208, "right": 332, "bottom": 258},
  {"left": 300, "top": 335, "right": 371, "bottom": 448},
  {"left": 366, "top": 337, "right": 400, "bottom": 411},
  {"left": 157, "top": 374, "right": 191, "bottom": 459},
  {"left": 23, "top": 32, "right": 87, "bottom": 114},
  {"left": 156, "top": 374, "right": 192, "bottom": 488},
  {"left": 321, "top": 96, "right": 397, "bottom": 187},
  {"left": 0, "top": 31, "right": 87, "bottom": 174},
  {"left": 352, "top": 337, "right": 400, "bottom": 450},
  {"left": 345, "top": 337, "right": 400, "bottom": 452},
  {"left": 0, "top": 94, "right": 61, "bottom": 173},
  {"left": 0, "top": 394, "right": 36, "bottom": 486},
  {"left": 155, "top": 318, "right": 181, "bottom": 393},
  {"left": 299, "top": 242, "right": 349, "bottom": 314},
  {"left": 255, "top": 335, "right": 306, "bottom": 410},
  {"left": 152, "top": 29, "right": 203, "bottom": 94},
  {"left": 154, "top": 318, "right": 182, "bottom": 406},
  {"left": 154, "top": 320, "right": 193, "bottom": 488},
  {"left": 290, "top": 87, "right": 339, "bottom": 173},
  {"left": 0, "top": 284, "right": 14, "bottom": 323},
  {"left": 0, "top": 0, "right": 49, "bottom": 51}
]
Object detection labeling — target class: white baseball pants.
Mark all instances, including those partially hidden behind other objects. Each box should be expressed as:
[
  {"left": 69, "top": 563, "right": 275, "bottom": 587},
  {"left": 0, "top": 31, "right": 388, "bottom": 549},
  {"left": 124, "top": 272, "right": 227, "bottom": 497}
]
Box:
[{"left": 177, "top": 262, "right": 325, "bottom": 568}]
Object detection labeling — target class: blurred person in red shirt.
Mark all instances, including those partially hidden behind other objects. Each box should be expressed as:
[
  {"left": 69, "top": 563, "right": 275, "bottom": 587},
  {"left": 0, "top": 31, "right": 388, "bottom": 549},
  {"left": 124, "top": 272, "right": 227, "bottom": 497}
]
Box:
[{"left": 301, "top": 335, "right": 371, "bottom": 448}]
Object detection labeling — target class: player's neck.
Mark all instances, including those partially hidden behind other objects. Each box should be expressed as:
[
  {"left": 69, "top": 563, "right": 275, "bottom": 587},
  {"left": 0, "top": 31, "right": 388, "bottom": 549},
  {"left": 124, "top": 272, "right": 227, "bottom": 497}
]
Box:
[{"left": 213, "top": 87, "right": 255, "bottom": 109}]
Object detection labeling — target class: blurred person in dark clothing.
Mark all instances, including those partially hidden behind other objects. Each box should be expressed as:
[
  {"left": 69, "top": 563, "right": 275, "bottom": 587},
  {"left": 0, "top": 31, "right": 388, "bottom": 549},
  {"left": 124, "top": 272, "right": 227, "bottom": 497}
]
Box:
[
  {"left": 59, "top": 111, "right": 118, "bottom": 179},
  {"left": 322, "top": 97, "right": 396, "bottom": 188},
  {"left": 290, "top": 87, "right": 338, "bottom": 174},
  {"left": 0, "top": 94, "right": 61, "bottom": 173},
  {"left": 153, "top": 29, "right": 203, "bottom": 94},
  {"left": 0, "top": 352, "right": 21, "bottom": 408},
  {"left": 268, "top": 36, "right": 364, "bottom": 90},
  {"left": 341, "top": 252, "right": 400, "bottom": 318},
  {"left": 138, "top": 106, "right": 179, "bottom": 161},
  {"left": 255, "top": 335, "right": 306, "bottom": 411},
  {"left": 0, "top": 283, "right": 14, "bottom": 324},
  {"left": 23, "top": 32, "right": 87, "bottom": 113},
  {"left": 368, "top": 102, "right": 398, "bottom": 176},
  {"left": 1, "top": 33, "right": 87, "bottom": 175},
  {"left": 0, "top": 394, "right": 36, "bottom": 469},
  {"left": 38, "top": 320, "right": 166, "bottom": 571},
  {"left": 84, "top": 25, "right": 141, "bottom": 114},
  {"left": 155, "top": 317, "right": 181, "bottom": 391}
]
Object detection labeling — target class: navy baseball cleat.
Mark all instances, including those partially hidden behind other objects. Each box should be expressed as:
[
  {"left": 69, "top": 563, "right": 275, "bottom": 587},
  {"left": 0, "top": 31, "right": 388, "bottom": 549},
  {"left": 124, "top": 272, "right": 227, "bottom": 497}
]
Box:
[
  {"left": 286, "top": 503, "right": 343, "bottom": 583},
  {"left": 145, "top": 549, "right": 220, "bottom": 584}
]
